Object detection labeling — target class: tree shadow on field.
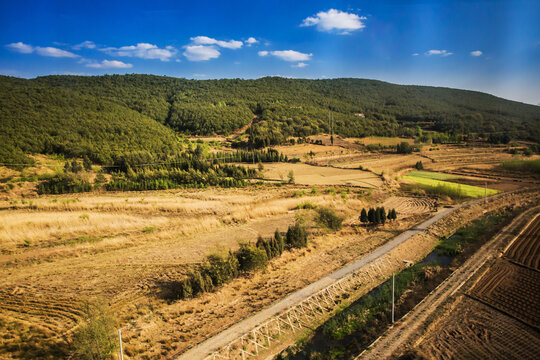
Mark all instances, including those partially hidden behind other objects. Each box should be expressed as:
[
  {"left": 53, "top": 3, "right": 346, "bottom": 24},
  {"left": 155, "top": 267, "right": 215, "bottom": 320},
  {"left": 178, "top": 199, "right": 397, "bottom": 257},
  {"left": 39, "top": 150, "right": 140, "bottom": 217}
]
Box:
[{"left": 154, "top": 279, "right": 184, "bottom": 303}]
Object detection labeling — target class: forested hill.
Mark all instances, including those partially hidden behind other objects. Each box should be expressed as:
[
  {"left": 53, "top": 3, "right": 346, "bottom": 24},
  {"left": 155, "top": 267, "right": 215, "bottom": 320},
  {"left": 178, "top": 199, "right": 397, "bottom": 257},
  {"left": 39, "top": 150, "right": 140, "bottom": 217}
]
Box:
[{"left": 1, "top": 74, "right": 539, "bottom": 165}]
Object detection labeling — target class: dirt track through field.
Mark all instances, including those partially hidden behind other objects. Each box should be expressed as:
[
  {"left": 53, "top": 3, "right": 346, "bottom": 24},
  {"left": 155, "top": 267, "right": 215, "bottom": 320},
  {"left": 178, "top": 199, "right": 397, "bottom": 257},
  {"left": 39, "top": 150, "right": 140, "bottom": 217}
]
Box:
[
  {"left": 357, "top": 205, "right": 540, "bottom": 360},
  {"left": 177, "top": 206, "right": 459, "bottom": 359}
]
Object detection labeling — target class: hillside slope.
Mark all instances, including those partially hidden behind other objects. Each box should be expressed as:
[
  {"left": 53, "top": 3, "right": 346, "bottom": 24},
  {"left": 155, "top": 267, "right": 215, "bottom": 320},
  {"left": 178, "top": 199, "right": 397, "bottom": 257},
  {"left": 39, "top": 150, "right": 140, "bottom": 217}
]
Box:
[{"left": 1, "top": 75, "right": 539, "bottom": 164}]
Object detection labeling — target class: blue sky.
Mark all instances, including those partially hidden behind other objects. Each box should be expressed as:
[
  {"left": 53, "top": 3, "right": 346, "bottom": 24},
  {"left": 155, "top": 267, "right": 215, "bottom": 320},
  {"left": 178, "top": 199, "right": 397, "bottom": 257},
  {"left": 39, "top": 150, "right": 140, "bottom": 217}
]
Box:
[{"left": 1, "top": 0, "right": 539, "bottom": 104}]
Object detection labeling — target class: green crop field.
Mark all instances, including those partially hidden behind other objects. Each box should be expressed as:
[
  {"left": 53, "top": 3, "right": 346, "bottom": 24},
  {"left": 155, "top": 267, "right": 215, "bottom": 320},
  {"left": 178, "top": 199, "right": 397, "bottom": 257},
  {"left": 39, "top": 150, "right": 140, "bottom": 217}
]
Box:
[
  {"left": 406, "top": 171, "right": 461, "bottom": 181},
  {"left": 403, "top": 174, "right": 499, "bottom": 198}
]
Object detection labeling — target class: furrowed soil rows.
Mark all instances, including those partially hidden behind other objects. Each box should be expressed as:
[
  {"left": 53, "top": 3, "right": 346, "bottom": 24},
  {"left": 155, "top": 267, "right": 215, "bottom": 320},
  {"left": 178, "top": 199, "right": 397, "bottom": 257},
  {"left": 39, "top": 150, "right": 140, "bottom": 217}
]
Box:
[
  {"left": 417, "top": 297, "right": 540, "bottom": 360},
  {"left": 504, "top": 215, "right": 540, "bottom": 270},
  {"left": 469, "top": 259, "right": 540, "bottom": 327},
  {"left": 381, "top": 197, "right": 435, "bottom": 216}
]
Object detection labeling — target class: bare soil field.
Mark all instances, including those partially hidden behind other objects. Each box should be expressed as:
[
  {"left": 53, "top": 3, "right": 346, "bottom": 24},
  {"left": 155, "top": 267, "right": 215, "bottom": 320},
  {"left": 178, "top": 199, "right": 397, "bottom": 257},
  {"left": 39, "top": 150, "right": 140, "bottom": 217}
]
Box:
[
  {"left": 255, "top": 162, "right": 383, "bottom": 187},
  {"left": 409, "top": 207, "right": 540, "bottom": 360},
  {"left": 470, "top": 259, "right": 540, "bottom": 327},
  {"left": 504, "top": 214, "right": 540, "bottom": 269},
  {"left": 416, "top": 297, "right": 540, "bottom": 360}
]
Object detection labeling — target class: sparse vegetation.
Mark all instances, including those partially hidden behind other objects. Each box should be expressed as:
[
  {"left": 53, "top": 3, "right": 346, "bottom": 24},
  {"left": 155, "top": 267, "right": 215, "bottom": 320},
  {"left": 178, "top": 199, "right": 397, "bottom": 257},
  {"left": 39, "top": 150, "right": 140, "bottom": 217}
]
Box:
[{"left": 71, "top": 300, "right": 118, "bottom": 360}]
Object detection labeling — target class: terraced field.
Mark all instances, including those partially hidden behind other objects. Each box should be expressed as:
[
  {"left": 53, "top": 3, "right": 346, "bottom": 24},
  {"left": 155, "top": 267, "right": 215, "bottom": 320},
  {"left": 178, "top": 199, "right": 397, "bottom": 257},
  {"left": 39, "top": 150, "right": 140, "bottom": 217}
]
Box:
[
  {"left": 505, "top": 214, "right": 540, "bottom": 270},
  {"left": 414, "top": 210, "right": 540, "bottom": 360},
  {"left": 470, "top": 260, "right": 540, "bottom": 327},
  {"left": 417, "top": 297, "right": 540, "bottom": 360}
]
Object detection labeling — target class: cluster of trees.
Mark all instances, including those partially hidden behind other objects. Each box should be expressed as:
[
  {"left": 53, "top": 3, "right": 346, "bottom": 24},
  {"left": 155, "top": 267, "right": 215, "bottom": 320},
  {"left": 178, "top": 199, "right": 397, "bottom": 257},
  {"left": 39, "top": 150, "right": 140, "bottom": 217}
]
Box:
[
  {"left": 37, "top": 173, "right": 92, "bottom": 194},
  {"left": 38, "top": 146, "right": 291, "bottom": 194},
  {"left": 174, "top": 221, "right": 308, "bottom": 299},
  {"left": 208, "top": 148, "right": 289, "bottom": 163},
  {"left": 2, "top": 74, "right": 539, "bottom": 165},
  {"left": 396, "top": 142, "right": 419, "bottom": 154},
  {"left": 359, "top": 207, "right": 397, "bottom": 225}
]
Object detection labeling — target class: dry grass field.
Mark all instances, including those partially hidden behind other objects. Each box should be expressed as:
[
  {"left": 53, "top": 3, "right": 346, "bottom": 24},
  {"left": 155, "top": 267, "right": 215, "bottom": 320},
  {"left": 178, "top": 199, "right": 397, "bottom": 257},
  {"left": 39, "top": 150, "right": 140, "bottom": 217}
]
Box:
[{"left": 0, "top": 139, "right": 538, "bottom": 359}]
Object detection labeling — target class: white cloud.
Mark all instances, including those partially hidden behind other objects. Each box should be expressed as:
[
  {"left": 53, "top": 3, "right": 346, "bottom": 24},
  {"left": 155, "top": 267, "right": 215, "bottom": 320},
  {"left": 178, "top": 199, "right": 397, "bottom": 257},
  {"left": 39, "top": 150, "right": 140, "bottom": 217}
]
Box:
[
  {"left": 258, "top": 50, "right": 312, "bottom": 62},
  {"left": 6, "top": 42, "right": 34, "bottom": 53},
  {"left": 35, "top": 46, "right": 79, "bottom": 58},
  {"left": 425, "top": 49, "right": 453, "bottom": 57},
  {"left": 470, "top": 50, "right": 483, "bottom": 57},
  {"left": 292, "top": 62, "right": 308, "bottom": 68},
  {"left": 412, "top": 53, "right": 419, "bottom": 56},
  {"left": 183, "top": 45, "right": 220, "bottom": 61},
  {"left": 245, "top": 37, "right": 258, "bottom": 46},
  {"left": 101, "top": 43, "right": 177, "bottom": 61},
  {"left": 301, "top": 9, "right": 366, "bottom": 34},
  {"left": 73, "top": 41, "right": 96, "bottom": 50},
  {"left": 190, "top": 36, "right": 243, "bottom": 49},
  {"left": 6, "top": 42, "right": 79, "bottom": 58},
  {"left": 86, "top": 60, "right": 133, "bottom": 69}
]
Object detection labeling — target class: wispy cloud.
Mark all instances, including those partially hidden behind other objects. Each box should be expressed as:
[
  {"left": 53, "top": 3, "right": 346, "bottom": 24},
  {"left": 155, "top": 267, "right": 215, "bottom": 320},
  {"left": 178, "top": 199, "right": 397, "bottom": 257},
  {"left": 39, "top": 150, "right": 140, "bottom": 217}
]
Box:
[
  {"left": 73, "top": 41, "right": 96, "bottom": 50},
  {"left": 412, "top": 53, "right": 419, "bottom": 56},
  {"left": 425, "top": 49, "right": 453, "bottom": 57},
  {"left": 85, "top": 60, "right": 132, "bottom": 69},
  {"left": 292, "top": 62, "right": 308, "bottom": 68},
  {"left": 35, "top": 47, "right": 79, "bottom": 58},
  {"left": 183, "top": 45, "right": 220, "bottom": 61},
  {"left": 470, "top": 50, "right": 483, "bottom": 57},
  {"left": 245, "top": 37, "right": 258, "bottom": 46},
  {"left": 190, "top": 36, "right": 243, "bottom": 49},
  {"left": 301, "top": 9, "right": 366, "bottom": 34},
  {"left": 101, "top": 43, "right": 177, "bottom": 61},
  {"left": 6, "top": 42, "right": 79, "bottom": 58},
  {"left": 258, "top": 50, "right": 312, "bottom": 62},
  {"left": 6, "top": 42, "right": 33, "bottom": 54}
]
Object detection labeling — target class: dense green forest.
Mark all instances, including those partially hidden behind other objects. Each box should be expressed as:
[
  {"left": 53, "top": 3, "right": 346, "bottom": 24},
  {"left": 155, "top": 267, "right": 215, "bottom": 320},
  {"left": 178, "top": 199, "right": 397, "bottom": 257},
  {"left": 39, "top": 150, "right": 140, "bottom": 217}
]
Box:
[{"left": 1, "top": 74, "right": 539, "bottom": 165}]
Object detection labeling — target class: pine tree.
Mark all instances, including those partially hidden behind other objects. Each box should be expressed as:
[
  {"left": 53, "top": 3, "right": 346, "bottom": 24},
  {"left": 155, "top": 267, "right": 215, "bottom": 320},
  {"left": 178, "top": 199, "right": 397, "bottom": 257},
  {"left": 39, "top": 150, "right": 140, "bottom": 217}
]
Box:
[
  {"left": 83, "top": 155, "right": 92, "bottom": 171},
  {"left": 380, "top": 207, "right": 387, "bottom": 225},
  {"left": 374, "top": 207, "right": 381, "bottom": 224},
  {"left": 275, "top": 230, "right": 284, "bottom": 254},
  {"left": 368, "top": 208, "right": 375, "bottom": 223},
  {"left": 360, "top": 208, "right": 368, "bottom": 223}
]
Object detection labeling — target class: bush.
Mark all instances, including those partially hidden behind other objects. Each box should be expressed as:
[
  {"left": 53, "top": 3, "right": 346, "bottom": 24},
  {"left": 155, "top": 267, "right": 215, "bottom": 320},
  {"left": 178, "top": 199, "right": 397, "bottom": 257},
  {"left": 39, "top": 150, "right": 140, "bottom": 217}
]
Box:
[
  {"left": 415, "top": 161, "right": 423, "bottom": 170},
  {"left": 286, "top": 221, "right": 308, "bottom": 249},
  {"left": 71, "top": 300, "right": 118, "bottom": 360},
  {"left": 38, "top": 173, "right": 92, "bottom": 194},
  {"left": 235, "top": 243, "right": 268, "bottom": 272},
  {"left": 396, "top": 142, "right": 413, "bottom": 154},
  {"left": 316, "top": 207, "right": 344, "bottom": 231}
]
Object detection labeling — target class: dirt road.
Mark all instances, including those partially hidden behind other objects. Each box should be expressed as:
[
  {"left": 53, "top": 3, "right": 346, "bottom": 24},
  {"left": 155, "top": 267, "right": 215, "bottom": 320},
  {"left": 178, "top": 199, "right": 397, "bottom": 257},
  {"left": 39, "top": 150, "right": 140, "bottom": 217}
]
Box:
[
  {"left": 357, "top": 205, "right": 540, "bottom": 360},
  {"left": 177, "top": 206, "right": 458, "bottom": 359}
]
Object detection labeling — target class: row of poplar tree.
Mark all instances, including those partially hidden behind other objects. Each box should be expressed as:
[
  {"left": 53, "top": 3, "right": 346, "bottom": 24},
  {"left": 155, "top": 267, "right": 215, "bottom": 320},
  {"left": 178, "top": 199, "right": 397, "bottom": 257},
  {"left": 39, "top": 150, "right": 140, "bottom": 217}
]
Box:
[{"left": 359, "top": 207, "right": 397, "bottom": 225}]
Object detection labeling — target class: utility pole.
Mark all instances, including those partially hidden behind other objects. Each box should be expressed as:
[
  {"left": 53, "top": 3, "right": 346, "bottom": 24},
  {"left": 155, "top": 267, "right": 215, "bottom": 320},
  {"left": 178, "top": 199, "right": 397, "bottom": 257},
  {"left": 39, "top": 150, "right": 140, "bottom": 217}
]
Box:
[
  {"left": 392, "top": 273, "right": 395, "bottom": 324},
  {"left": 118, "top": 329, "right": 124, "bottom": 360}
]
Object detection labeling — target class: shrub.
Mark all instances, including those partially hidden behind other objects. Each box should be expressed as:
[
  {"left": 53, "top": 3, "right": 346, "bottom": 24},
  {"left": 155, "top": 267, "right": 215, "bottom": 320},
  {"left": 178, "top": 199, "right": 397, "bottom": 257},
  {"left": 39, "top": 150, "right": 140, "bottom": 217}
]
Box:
[
  {"left": 415, "top": 161, "right": 424, "bottom": 170},
  {"left": 396, "top": 142, "right": 413, "bottom": 154},
  {"left": 71, "top": 300, "right": 117, "bottom": 360},
  {"left": 203, "top": 252, "right": 239, "bottom": 287},
  {"left": 235, "top": 243, "right": 268, "bottom": 272},
  {"left": 296, "top": 201, "right": 316, "bottom": 209},
  {"left": 286, "top": 221, "right": 308, "bottom": 249},
  {"left": 316, "top": 207, "right": 344, "bottom": 231}
]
